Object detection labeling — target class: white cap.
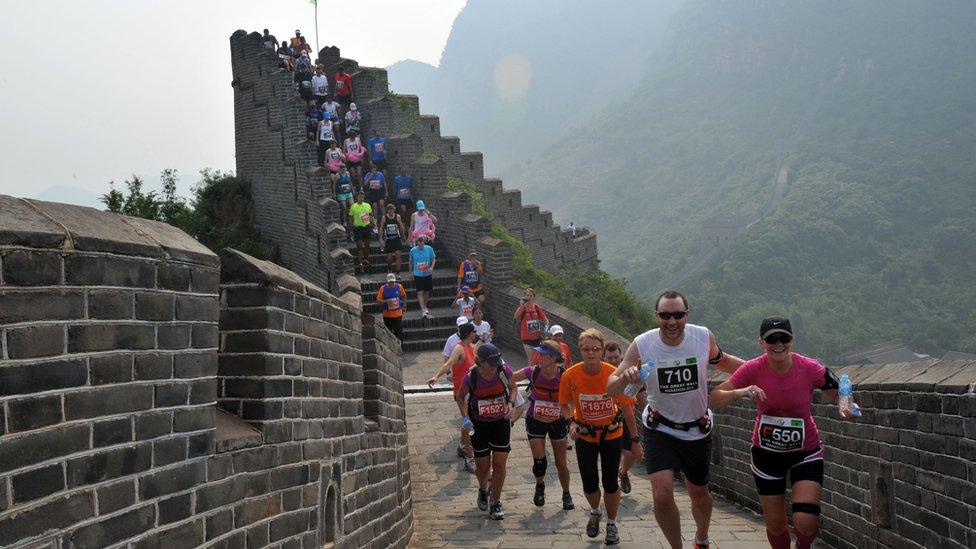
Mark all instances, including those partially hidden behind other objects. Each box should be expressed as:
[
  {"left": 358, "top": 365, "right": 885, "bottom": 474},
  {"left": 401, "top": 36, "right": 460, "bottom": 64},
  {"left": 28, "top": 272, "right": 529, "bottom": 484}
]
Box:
[
  {"left": 455, "top": 316, "right": 468, "bottom": 326},
  {"left": 549, "top": 325, "right": 564, "bottom": 336},
  {"left": 386, "top": 273, "right": 396, "bottom": 282},
  {"left": 350, "top": 103, "right": 357, "bottom": 110}
]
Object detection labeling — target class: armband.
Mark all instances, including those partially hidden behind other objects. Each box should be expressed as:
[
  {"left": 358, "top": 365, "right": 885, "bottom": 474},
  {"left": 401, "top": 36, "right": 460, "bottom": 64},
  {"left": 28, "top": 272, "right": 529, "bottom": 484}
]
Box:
[
  {"left": 708, "top": 347, "right": 724, "bottom": 365},
  {"left": 820, "top": 368, "right": 839, "bottom": 391}
]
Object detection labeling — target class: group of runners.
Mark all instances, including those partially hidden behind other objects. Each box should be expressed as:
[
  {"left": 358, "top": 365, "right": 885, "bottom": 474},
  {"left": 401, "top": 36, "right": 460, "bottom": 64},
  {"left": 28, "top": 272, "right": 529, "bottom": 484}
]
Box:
[{"left": 428, "top": 289, "right": 860, "bottom": 548}]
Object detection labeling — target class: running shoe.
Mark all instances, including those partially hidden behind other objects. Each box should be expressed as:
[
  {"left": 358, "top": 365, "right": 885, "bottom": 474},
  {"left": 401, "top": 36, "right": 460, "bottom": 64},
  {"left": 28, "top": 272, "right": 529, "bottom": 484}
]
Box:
[
  {"left": 619, "top": 472, "right": 631, "bottom": 494},
  {"left": 694, "top": 540, "right": 709, "bottom": 548},
  {"left": 464, "top": 458, "right": 476, "bottom": 473},
  {"left": 586, "top": 511, "right": 602, "bottom": 538},
  {"left": 562, "top": 492, "right": 575, "bottom": 510},
  {"left": 456, "top": 444, "right": 466, "bottom": 458},
  {"left": 477, "top": 487, "right": 489, "bottom": 511},
  {"left": 489, "top": 500, "right": 504, "bottom": 520},
  {"left": 604, "top": 523, "right": 619, "bottom": 546},
  {"left": 533, "top": 482, "right": 545, "bottom": 507}
]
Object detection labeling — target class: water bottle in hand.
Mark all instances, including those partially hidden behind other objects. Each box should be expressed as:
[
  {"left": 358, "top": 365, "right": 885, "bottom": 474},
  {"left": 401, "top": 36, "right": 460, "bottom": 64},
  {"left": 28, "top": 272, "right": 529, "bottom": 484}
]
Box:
[
  {"left": 623, "top": 361, "right": 655, "bottom": 398},
  {"left": 838, "top": 374, "right": 861, "bottom": 417}
]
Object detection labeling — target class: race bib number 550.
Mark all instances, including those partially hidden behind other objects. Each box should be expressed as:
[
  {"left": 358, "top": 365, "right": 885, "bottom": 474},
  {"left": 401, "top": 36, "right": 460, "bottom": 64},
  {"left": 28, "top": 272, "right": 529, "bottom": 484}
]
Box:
[
  {"left": 656, "top": 358, "right": 699, "bottom": 394},
  {"left": 759, "top": 415, "right": 805, "bottom": 451}
]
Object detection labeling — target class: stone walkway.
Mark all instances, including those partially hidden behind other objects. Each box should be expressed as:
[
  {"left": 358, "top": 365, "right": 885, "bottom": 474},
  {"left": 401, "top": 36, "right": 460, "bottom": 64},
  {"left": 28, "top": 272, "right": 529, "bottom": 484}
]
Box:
[{"left": 405, "top": 392, "right": 771, "bottom": 548}]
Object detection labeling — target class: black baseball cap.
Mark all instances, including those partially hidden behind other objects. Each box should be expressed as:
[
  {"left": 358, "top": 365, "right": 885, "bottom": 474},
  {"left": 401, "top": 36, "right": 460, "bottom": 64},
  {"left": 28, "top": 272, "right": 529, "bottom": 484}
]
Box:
[
  {"left": 760, "top": 316, "right": 793, "bottom": 339},
  {"left": 458, "top": 322, "right": 476, "bottom": 339},
  {"left": 476, "top": 343, "right": 504, "bottom": 367}
]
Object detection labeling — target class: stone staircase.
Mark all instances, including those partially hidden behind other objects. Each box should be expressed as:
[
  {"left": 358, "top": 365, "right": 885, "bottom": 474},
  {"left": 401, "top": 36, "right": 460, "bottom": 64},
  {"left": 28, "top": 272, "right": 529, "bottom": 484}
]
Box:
[{"left": 342, "top": 240, "right": 466, "bottom": 353}]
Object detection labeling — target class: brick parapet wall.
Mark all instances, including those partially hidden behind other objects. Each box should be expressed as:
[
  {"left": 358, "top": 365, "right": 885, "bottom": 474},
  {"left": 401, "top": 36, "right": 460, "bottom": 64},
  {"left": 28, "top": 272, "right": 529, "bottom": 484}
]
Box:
[
  {"left": 0, "top": 197, "right": 221, "bottom": 548},
  {"left": 0, "top": 197, "right": 411, "bottom": 548},
  {"left": 231, "top": 30, "right": 347, "bottom": 294},
  {"left": 218, "top": 248, "right": 412, "bottom": 549},
  {"left": 707, "top": 360, "right": 976, "bottom": 549}
]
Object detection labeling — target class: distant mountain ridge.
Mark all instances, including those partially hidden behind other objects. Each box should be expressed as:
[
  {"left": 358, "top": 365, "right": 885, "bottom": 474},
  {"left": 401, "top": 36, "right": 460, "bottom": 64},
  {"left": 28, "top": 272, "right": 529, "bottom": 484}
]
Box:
[
  {"left": 386, "top": 0, "right": 682, "bottom": 174},
  {"left": 509, "top": 0, "right": 976, "bottom": 359}
]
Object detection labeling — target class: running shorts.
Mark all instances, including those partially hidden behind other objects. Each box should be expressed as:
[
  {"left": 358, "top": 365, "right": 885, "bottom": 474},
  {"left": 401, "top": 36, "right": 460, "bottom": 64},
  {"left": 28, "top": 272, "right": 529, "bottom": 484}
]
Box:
[
  {"left": 642, "top": 427, "right": 711, "bottom": 486},
  {"left": 374, "top": 158, "right": 388, "bottom": 171},
  {"left": 471, "top": 417, "right": 511, "bottom": 458},
  {"left": 525, "top": 416, "right": 569, "bottom": 441},
  {"left": 337, "top": 192, "right": 353, "bottom": 203},
  {"left": 366, "top": 189, "right": 385, "bottom": 204},
  {"left": 383, "top": 238, "right": 402, "bottom": 254},
  {"left": 353, "top": 226, "right": 372, "bottom": 242},
  {"left": 750, "top": 445, "right": 824, "bottom": 495},
  {"left": 414, "top": 275, "right": 433, "bottom": 292}
]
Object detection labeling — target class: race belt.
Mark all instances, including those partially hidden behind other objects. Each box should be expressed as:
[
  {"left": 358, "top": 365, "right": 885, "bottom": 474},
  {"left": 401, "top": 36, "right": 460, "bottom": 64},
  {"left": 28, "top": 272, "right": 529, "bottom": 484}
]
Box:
[{"left": 645, "top": 409, "right": 711, "bottom": 434}]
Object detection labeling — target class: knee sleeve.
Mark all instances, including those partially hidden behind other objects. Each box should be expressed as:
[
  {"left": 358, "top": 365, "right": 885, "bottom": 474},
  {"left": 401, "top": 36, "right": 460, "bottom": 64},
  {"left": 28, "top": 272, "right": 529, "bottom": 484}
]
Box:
[
  {"left": 532, "top": 457, "right": 547, "bottom": 478},
  {"left": 792, "top": 502, "right": 821, "bottom": 516}
]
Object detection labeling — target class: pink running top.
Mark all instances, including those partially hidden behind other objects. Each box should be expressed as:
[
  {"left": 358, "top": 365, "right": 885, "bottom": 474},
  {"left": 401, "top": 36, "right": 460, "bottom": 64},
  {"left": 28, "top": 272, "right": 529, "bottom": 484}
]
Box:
[{"left": 729, "top": 353, "right": 826, "bottom": 453}]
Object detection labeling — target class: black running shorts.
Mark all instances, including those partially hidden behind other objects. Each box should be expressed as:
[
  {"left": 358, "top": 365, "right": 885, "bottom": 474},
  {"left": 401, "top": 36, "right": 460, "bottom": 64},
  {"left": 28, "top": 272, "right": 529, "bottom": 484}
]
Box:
[
  {"left": 750, "top": 445, "right": 824, "bottom": 495},
  {"left": 414, "top": 275, "right": 433, "bottom": 292},
  {"left": 525, "top": 416, "right": 569, "bottom": 441},
  {"left": 642, "top": 428, "right": 712, "bottom": 486},
  {"left": 471, "top": 418, "right": 511, "bottom": 458}
]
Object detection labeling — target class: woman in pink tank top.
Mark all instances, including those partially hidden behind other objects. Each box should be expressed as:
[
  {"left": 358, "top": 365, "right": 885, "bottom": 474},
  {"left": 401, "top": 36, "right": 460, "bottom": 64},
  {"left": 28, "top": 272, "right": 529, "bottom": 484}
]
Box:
[{"left": 709, "top": 316, "right": 859, "bottom": 549}]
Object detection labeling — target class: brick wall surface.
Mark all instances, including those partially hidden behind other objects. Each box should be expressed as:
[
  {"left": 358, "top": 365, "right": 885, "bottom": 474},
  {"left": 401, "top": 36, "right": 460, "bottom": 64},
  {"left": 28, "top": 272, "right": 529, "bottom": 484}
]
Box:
[
  {"left": 0, "top": 197, "right": 220, "bottom": 548},
  {"left": 218, "top": 248, "right": 411, "bottom": 549},
  {"left": 0, "top": 197, "right": 411, "bottom": 548},
  {"left": 708, "top": 360, "right": 976, "bottom": 549}
]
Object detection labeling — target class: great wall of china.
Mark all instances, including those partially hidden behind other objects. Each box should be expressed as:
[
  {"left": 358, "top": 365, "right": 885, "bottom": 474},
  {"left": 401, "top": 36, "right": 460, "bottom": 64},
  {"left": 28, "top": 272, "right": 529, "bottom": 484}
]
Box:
[{"left": 0, "top": 32, "right": 972, "bottom": 548}]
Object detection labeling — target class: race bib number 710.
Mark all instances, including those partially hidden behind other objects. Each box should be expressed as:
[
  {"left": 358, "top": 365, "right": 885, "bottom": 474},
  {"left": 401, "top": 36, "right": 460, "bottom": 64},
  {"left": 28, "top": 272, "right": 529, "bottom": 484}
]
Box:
[{"left": 656, "top": 358, "right": 699, "bottom": 394}]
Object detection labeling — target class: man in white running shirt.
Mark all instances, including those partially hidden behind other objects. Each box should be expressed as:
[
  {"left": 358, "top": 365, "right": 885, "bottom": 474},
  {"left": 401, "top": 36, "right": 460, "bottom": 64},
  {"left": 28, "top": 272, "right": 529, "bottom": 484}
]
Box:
[{"left": 607, "top": 290, "right": 744, "bottom": 549}]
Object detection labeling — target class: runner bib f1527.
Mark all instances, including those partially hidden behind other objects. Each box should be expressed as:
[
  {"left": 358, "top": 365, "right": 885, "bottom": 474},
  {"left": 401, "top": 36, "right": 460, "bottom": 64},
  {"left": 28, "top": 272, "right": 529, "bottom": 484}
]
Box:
[{"left": 478, "top": 397, "right": 507, "bottom": 420}]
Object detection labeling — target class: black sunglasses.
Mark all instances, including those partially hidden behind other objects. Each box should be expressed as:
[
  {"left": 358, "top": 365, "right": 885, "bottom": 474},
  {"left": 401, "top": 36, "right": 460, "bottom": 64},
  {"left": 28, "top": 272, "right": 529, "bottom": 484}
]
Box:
[
  {"left": 763, "top": 334, "right": 793, "bottom": 344},
  {"left": 656, "top": 311, "right": 688, "bottom": 320}
]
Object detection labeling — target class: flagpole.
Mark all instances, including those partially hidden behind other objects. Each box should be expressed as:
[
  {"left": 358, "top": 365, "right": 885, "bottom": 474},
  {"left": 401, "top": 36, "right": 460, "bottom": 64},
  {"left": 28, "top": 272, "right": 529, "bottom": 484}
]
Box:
[{"left": 314, "top": 1, "right": 319, "bottom": 54}]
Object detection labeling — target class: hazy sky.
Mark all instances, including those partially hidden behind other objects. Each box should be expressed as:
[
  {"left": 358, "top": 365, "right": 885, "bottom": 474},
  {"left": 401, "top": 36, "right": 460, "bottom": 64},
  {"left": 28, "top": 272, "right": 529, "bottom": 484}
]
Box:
[{"left": 0, "top": 0, "right": 464, "bottom": 204}]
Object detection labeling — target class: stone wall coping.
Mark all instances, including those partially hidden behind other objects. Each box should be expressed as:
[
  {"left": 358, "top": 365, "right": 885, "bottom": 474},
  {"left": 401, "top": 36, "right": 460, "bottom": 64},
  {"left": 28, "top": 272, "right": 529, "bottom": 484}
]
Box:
[
  {"left": 503, "top": 286, "right": 627, "bottom": 345},
  {"left": 0, "top": 195, "right": 217, "bottom": 265},
  {"left": 219, "top": 248, "right": 332, "bottom": 304}
]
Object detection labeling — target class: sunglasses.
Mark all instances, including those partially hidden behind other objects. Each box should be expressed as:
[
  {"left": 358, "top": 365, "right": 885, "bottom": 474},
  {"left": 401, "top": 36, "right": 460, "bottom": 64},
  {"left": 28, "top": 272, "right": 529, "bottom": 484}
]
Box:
[
  {"left": 763, "top": 334, "right": 793, "bottom": 344},
  {"left": 656, "top": 311, "right": 688, "bottom": 320},
  {"left": 580, "top": 346, "right": 604, "bottom": 353}
]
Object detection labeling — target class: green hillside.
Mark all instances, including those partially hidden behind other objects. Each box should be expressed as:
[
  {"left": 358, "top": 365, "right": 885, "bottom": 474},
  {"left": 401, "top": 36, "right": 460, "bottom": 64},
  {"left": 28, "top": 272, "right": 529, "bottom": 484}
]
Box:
[{"left": 512, "top": 1, "right": 976, "bottom": 360}]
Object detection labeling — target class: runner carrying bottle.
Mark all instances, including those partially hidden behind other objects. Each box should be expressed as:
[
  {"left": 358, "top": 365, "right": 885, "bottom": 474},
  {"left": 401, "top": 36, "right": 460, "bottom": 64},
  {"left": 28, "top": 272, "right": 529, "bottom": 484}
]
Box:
[{"left": 709, "top": 316, "right": 859, "bottom": 549}]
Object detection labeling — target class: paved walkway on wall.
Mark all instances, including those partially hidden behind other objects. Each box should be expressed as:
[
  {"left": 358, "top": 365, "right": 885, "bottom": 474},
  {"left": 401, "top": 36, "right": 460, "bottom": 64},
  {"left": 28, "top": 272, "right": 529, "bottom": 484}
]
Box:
[{"left": 405, "top": 392, "right": 771, "bottom": 548}]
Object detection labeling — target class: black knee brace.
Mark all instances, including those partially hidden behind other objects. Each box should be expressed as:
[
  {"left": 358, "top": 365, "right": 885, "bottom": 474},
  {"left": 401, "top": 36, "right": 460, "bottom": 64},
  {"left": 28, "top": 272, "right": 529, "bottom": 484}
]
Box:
[
  {"left": 792, "top": 502, "right": 821, "bottom": 516},
  {"left": 532, "top": 457, "right": 547, "bottom": 478}
]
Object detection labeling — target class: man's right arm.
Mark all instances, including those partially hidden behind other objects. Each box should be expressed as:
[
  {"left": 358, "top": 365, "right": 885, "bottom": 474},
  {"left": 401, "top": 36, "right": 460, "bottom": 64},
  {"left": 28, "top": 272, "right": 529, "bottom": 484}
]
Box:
[{"left": 607, "top": 342, "right": 642, "bottom": 396}]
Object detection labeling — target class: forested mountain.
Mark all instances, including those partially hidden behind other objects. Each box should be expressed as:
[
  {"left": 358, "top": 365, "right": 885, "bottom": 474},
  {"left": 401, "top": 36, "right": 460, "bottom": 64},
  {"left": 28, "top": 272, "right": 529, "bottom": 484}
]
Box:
[
  {"left": 386, "top": 0, "right": 682, "bottom": 173},
  {"left": 509, "top": 1, "right": 976, "bottom": 360}
]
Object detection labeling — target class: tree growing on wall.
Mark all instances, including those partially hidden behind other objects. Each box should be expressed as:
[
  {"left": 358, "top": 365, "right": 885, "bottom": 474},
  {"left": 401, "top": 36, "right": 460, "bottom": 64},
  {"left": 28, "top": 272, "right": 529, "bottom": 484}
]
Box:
[{"left": 100, "top": 168, "right": 277, "bottom": 261}]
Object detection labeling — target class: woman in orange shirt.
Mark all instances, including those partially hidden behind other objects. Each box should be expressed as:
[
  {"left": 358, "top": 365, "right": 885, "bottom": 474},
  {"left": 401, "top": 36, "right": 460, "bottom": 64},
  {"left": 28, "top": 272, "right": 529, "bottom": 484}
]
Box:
[{"left": 559, "top": 329, "right": 642, "bottom": 546}]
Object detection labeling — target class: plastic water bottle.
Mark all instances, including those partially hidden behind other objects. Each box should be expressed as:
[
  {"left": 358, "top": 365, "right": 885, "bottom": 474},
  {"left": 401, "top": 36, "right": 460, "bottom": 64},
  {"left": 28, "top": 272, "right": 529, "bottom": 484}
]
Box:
[
  {"left": 838, "top": 374, "right": 861, "bottom": 417},
  {"left": 623, "top": 361, "right": 655, "bottom": 398}
]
